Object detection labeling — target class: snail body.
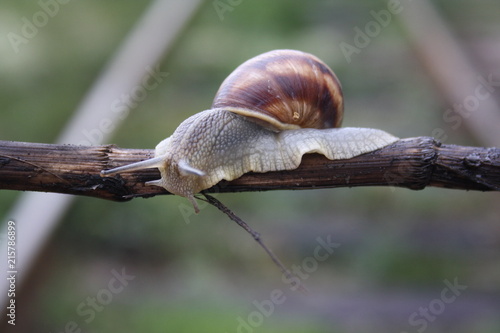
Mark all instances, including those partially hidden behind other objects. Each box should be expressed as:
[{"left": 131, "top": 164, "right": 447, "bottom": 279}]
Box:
[{"left": 101, "top": 50, "right": 398, "bottom": 212}]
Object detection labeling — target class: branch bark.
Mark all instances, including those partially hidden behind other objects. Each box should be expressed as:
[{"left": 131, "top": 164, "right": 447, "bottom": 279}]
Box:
[{"left": 0, "top": 138, "right": 498, "bottom": 201}]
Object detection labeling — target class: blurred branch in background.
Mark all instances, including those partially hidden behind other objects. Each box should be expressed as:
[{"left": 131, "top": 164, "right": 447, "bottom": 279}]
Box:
[
  {"left": 398, "top": 0, "right": 500, "bottom": 147},
  {"left": 0, "top": 0, "right": 202, "bottom": 312},
  {"left": 0, "top": 137, "right": 498, "bottom": 201}
]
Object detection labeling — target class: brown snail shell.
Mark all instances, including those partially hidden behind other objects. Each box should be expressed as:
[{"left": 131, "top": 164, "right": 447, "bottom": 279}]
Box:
[{"left": 212, "top": 49, "right": 343, "bottom": 130}]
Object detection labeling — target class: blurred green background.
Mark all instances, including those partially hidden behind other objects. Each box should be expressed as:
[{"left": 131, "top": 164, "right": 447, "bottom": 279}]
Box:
[{"left": 1, "top": 0, "right": 500, "bottom": 332}]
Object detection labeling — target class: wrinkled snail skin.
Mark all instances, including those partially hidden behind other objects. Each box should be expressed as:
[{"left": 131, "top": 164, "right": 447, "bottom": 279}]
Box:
[{"left": 101, "top": 50, "right": 398, "bottom": 212}]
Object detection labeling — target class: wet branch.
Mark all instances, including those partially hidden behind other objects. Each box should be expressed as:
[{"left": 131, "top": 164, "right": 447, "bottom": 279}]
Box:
[{"left": 0, "top": 137, "right": 498, "bottom": 201}]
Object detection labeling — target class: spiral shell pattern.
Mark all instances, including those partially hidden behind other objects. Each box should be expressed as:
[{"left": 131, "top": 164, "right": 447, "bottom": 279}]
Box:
[{"left": 212, "top": 49, "right": 343, "bottom": 130}]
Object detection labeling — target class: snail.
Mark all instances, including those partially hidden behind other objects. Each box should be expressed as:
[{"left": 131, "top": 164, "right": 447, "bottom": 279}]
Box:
[{"left": 101, "top": 49, "right": 398, "bottom": 212}]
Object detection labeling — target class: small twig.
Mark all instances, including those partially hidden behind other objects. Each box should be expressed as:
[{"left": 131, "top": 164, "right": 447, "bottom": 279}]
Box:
[
  {"left": 0, "top": 153, "right": 70, "bottom": 184},
  {"left": 200, "top": 193, "right": 306, "bottom": 292}
]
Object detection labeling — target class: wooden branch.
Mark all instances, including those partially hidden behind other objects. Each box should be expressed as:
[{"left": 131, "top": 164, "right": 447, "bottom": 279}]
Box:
[{"left": 0, "top": 138, "right": 498, "bottom": 202}]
